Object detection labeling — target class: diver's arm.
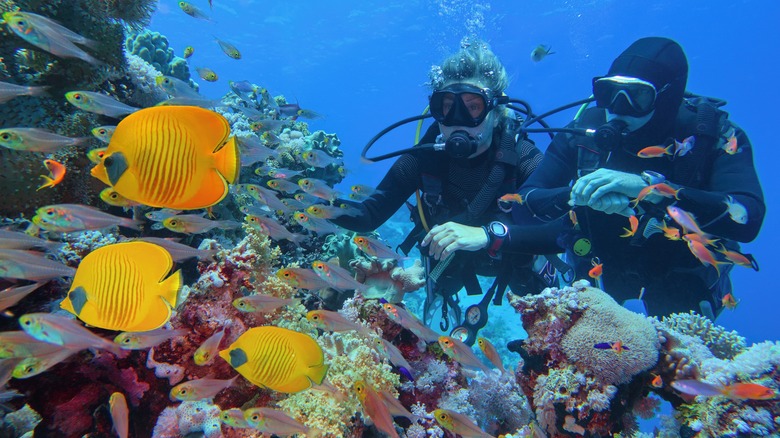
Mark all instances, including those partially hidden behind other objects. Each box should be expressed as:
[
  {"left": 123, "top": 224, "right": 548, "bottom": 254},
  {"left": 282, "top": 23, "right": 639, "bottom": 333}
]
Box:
[
  {"left": 671, "top": 126, "right": 765, "bottom": 242},
  {"left": 330, "top": 154, "right": 420, "bottom": 232},
  {"left": 503, "top": 219, "right": 567, "bottom": 254},
  {"left": 515, "top": 132, "right": 579, "bottom": 222}
]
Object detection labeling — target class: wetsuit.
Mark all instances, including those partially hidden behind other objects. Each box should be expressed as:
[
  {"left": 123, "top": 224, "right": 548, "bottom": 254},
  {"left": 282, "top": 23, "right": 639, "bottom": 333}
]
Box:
[
  {"left": 334, "top": 121, "right": 554, "bottom": 295},
  {"left": 515, "top": 38, "right": 765, "bottom": 318}
]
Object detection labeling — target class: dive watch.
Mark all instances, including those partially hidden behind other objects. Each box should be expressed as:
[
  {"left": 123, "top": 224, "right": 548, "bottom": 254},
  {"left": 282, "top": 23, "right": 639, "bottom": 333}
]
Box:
[
  {"left": 485, "top": 221, "right": 508, "bottom": 259},
  {"left": 641, "top": 170, "right": 665, "bottom": 186}
]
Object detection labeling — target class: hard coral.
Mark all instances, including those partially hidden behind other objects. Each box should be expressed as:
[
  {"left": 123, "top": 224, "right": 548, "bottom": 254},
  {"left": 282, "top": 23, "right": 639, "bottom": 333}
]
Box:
[
  {"left": 661, "top": 312, "right": 747, "bottom": 360},
  {"left": 125, "top": 29, "right": 190, "bottom": 82},
  {"left": 350, "top": 257, "right": 425, "bottom": 303},
  {"left": 560, "top": 286, "right": 660, "bottom": 386},
  {"left": 508, "top": 281, "right": 661, "bottom": 437}
]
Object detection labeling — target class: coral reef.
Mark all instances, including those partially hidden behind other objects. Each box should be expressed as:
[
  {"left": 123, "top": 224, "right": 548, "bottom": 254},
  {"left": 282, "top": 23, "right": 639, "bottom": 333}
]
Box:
[
  {"left": 509, "top": 280, "right": 661, "bottom": 436},
  {"left": 124, "top": 29, "right": 190, "bottom": 82},
  {"left": 350, "top": 256, "right": 426, "bottom": 303},
  {"left": 661, "top": 311, "right": 747, "bottom": 360}
]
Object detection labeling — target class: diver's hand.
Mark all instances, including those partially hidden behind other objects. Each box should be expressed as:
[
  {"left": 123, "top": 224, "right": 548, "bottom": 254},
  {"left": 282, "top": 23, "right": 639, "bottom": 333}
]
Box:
[
  {"left": 572, "top": 168, "right": 646, "bottom": 202},
  {"left": 586, "top": 192, "right": 636, "bottom": 216},
  {"left": 421, "top": 222, "right": 489, "bottom": 260}
]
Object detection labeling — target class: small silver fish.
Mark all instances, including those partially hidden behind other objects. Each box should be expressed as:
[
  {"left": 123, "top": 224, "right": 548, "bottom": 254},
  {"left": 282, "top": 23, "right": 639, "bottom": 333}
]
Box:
[
  {"left": 0, "top": 128, "right": 88, "bottom": 152},
  {"left": 0, "top": 81, "right": 48, "bottom": 103}
]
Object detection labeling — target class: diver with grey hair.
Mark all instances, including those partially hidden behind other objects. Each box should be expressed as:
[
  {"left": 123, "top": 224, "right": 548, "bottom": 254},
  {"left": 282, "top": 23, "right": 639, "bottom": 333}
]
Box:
[{"left": 333, "top": 39, "right": 559, "bottom": 344}]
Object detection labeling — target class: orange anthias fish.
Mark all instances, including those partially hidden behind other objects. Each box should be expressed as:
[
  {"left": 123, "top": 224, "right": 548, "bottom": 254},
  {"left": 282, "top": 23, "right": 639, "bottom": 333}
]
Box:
[
  {"left": 90, "top": 106, "right": 240, "bottom": 210},
  {"left": 498, "top": 193, "right": 524, "bottom": 204},
  {"left": 715, "top": 246, "right": 759, "bottom": 271},
  {"left": 650, "top": 374, "right": 663, "bottom": 388},
  {"left": 683, "top": 235, "right": 722, "bottom": 276},
  {"left": 568, "top": 209, "right": 579, "bottom": 228},
  {"left": 723, "top": 134, "right": 739, "bottom": 155},
  {"left": 37, "top": 159, "right": 66, "bottom": 190},
  {"left": 671, "top": 379, "right": 776, "bottom": 400},
  {"left": 637, "top": 144, "right": 674, "bottom": 158},
  {"left": 620, "top": 215, "right": 639, "bottom": 238},
  {"left": 588, "top": 258, "right": 603, "bottom": 280},
  {"left": 667, "top": 205, "right": 705, "bottom": 235},
  {"left": 721, "top": 293, "right": 740, "bottom": 310}
]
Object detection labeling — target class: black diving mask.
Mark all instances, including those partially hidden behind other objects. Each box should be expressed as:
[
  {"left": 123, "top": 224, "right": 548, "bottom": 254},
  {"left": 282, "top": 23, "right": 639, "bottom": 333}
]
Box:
[
  {"left": 429, "top": 83, "right": 507, "bottom": 127},
  {"left": 592, "top": 75, "right": 668, "bottom": 117}
]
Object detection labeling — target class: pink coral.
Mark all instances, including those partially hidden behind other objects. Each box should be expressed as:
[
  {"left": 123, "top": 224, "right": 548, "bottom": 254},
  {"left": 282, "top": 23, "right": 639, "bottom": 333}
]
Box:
[
  {"left": 350, "top": 257, "right": 425, "bottom": 302},
  {"left": 508, "top": 280, "right": 661, "bottom": 437}
]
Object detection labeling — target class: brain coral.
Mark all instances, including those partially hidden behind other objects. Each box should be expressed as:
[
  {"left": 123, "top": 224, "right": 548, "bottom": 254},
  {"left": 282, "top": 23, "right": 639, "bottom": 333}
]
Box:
[{"left": 560, "top": 286, "right": 660, "bottom": 385}]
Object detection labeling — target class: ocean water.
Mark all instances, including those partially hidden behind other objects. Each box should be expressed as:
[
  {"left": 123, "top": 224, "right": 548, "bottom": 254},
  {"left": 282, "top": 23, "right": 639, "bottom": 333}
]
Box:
[
  {"left": 0, "top": 1, "right": 777, "bottom": 436},
  {"left": 150, "top": 0, "right": 780, "bottom": 345}
]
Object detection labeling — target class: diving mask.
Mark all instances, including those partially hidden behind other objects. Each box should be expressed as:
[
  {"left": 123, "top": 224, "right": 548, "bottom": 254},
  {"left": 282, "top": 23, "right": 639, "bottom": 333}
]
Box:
[
  {"left": 592, "top": 75, "right": 668, "bottom": 117},
  {"left": 429, "top": 83, "right": 507, "bottom": 127}
]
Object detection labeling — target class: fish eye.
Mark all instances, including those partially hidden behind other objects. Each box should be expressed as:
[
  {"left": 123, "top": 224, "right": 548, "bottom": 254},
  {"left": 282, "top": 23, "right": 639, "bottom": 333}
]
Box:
[
  {"left": 73, "top": 93, "right": 82, "bottom": 100},
  {"left": 99, "top": 129, "right": 106, "bottom": 135},
  {"left": 0, "top": 133, "right": 8, "bottom": 140},
  {"left": 110, "top": 193, "right": 118, "bottom": 199},
  {"left": 238, "top": 301, "right": 245, "bottom": 308},
  {"left": 179, "top": 388, "right": 187, "bottom": 394},
  {"left": 122, "top": 338, "right": 131, "bottom": 344},
  {"left": 22, "top": 320, "right": 30, "bottom": 326},
  {"left": 169, "top": 220, "right": 178, "bottom": 226},
  {"left": 251, "top": 415, "right": 259, "bottom": 421},
  {"left": 312, "top": 315, "right": 319, "bottom": 320}
]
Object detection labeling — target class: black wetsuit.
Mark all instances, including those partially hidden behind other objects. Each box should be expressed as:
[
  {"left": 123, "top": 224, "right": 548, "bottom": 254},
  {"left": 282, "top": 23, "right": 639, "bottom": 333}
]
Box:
[
  {"left": 334, "top": 122, "right": 551, "bottom": 295},
  {"left": 515, "top": 105, "right": 765, "bottom": 317}
]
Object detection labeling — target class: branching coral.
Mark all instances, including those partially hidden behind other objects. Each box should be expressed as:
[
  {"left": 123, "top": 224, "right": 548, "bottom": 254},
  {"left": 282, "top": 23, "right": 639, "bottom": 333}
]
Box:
[{"left": 661, "top": 312, "right": 747, "bottom": 360}]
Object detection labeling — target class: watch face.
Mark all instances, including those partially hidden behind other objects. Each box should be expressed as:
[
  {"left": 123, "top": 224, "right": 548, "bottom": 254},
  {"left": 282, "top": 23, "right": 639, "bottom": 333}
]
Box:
[{"left": 489, "top": 221, "right": 507, "bottom": 236}]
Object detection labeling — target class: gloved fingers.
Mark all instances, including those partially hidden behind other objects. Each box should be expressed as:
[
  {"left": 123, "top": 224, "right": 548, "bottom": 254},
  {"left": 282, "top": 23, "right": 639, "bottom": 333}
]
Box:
[{"left": 590, "top": 180, "right": 624, "bottom": 200}]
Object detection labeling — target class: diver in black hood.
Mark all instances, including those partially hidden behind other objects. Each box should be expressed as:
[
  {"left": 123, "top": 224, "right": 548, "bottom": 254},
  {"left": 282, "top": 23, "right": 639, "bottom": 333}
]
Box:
[{"left": 515, "top": 37, "right": 765, "bottom": 319}]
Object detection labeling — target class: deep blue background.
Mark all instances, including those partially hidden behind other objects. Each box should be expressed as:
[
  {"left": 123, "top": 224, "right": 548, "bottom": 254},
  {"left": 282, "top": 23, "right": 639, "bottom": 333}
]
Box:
[{"left": 151, "top": 0, "right": 779, "bottom": 344}]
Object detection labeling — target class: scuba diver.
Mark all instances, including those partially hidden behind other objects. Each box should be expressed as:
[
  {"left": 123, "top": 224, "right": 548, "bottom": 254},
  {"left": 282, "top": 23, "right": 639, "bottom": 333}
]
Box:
[
  {"left": 514, "top": 37, "right": 765, "bottom": 319},
  {"left": 333, "top": 40, "right": 561, "bottom": 345}
]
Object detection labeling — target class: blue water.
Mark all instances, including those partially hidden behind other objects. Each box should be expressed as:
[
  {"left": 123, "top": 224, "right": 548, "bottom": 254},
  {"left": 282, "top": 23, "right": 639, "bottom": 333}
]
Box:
[{"left": 151, "top": 0, "right": 779, "bottom": 345}]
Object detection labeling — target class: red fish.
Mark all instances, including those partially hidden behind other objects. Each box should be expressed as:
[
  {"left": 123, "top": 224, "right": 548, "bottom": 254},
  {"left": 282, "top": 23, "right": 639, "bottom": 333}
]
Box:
[
  {"left": 594, "top": 341, "right": 630, "bottom": 354},
  {"left": 683, "top": 234, "right": 722, "bottom": 276},
  {"left": 637, "top": 144, "right": 673, "bottom": 158},
  {"left": 667, "top": 205, "right": 704, "bottom": 235},
  {"left": 498, "top": 193, "right": 524, "bottom": 204},
  {"left": 715, "top": 246, "right": 759, "bottom": 271},
  {"left": 568, "top": 209, "right": 578, "bottom": 228},
  {"left": 651, "top": 374, "right": 663, "bottom": 388},
  {"left": 588, "top": 258, "right": 603, "bottom": 280},
  {"left": 721, "top": 293, "right": 739, "bottom": 310},
  {"left": 723, "top": 135, "right": 739, "bottom": 155},
  {"left": 620, "top": 215, "right": 639, "bottom": 238},
  {"left": 672, "top": 379, "right": 776, "bottom": 400},
  {"left": 37, "top": 159, "right": 66, "bottom": 190}
]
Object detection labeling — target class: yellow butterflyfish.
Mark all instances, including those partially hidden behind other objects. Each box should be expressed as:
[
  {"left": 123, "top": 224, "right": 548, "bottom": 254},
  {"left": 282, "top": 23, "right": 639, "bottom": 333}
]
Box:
[
  {"left": 60, "top": 241, "right": 182, "bottom": 332},
  {"left": 90, "top": 105, "right": 240, "bottom": 210},
  {"left": 219, "top": 326, "right": 328, "bottom": 393}
]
